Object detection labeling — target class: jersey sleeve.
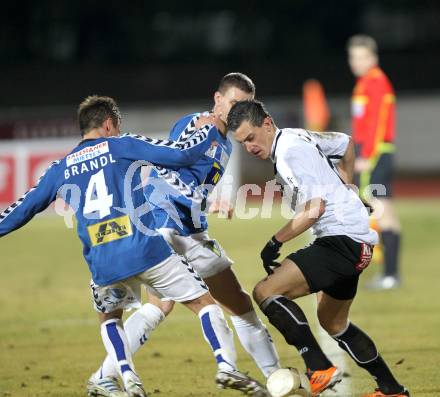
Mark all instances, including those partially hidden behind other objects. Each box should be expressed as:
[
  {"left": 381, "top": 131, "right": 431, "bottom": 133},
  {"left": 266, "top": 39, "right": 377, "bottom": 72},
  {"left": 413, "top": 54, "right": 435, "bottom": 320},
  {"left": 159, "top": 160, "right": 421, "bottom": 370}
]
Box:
[
  {"left": 0, "top": 161, "right": 62, "bottom": 237},
  {"left": 360, "top": 78, "right": 394, "bottom": 158},
  {"left": 307, "top": 131, "right": 349, "bottom": 163},
  {"left": 116, "top": 125, "right": 214, "bottom": 168},
  {"left": 169, "top": 114, "right": 199, "bottom": 141}
]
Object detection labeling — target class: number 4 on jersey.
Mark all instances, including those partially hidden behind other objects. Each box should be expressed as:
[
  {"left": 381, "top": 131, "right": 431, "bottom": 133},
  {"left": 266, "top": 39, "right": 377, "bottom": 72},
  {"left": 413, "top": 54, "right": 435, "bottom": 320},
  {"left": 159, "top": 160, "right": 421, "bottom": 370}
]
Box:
[{"left": 83, "top": 170, "right": 113, "bottom": 218}]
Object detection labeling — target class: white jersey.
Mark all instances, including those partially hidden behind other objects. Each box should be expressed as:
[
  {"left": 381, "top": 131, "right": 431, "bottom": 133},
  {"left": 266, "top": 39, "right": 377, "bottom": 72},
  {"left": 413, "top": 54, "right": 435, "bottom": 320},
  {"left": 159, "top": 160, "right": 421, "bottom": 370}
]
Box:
[{"left": 271, "top": 128, "right": 378, "bottom": 245}]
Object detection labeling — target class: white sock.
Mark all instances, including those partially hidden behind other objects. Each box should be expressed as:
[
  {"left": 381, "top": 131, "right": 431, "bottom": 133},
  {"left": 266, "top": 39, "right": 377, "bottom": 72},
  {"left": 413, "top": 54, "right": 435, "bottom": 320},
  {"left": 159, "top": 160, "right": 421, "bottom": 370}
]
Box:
[
  {"left": 125, "top": 303, "right": 165, "bottom": 353},
  {"left": 97, "top": 304, "right": 165, "bottom": 379},
  {"left": 100, "top": 319, "right": 135, "bottom": 378},
  {"left": 198, "top": 304, "right": 237, "bottom": 372},
  {"left": 230, "top": 310, "right": 281, "bottom": 377}
]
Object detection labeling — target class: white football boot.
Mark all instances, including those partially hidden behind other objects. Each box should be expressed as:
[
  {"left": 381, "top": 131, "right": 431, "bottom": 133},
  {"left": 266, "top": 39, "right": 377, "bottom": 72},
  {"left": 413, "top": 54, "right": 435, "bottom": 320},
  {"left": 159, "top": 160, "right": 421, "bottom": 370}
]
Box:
[
  {"left": 216, "top": 369, "right": 269, "bottom": 396},
  {"left": 122, "top": 371, "right": 148, "bottom": 397},
  {"left": 87, "top": 374, "right": 128, "bottom": 397}
]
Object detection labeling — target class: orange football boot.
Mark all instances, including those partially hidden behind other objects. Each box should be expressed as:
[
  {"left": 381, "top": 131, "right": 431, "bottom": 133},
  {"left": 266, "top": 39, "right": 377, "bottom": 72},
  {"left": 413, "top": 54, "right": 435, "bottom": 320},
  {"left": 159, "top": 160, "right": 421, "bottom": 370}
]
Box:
[
  {"left": 307, "top": 366, "right": 342, "bottom": 395},
  {"left": 362, "top": 388, "right": 410, "bottom": 397}
]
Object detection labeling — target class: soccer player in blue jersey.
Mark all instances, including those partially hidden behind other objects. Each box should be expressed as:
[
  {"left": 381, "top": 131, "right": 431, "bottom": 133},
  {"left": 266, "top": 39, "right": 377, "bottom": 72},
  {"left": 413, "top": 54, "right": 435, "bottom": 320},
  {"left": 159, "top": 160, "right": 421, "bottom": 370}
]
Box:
[
  {"left": 0, "top": 96, "right": 267, "bottom": 397},
  {"left": 93, "top": 74, "right": 281, "bottom": 395}
]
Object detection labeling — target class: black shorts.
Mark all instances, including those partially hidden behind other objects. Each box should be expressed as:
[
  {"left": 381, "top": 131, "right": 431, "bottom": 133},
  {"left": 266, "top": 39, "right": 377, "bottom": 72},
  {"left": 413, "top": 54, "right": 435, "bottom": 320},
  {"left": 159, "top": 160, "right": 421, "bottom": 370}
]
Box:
[
  {"left": 369, "top": 153, "right": 394, "bottom": 198},
  {"left": 287, "top": 235, "right": 373, "bottom": 300}
]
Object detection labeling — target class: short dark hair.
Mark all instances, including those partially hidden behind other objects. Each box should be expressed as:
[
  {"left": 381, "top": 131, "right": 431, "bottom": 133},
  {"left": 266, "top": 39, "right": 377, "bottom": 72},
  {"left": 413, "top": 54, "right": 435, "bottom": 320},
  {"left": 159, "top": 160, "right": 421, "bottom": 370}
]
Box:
[
  {"left": 218, "top": 72, "right": 255, "bottom": 96},
  {"left": 346, "top": 34, "right": 378, "bottom": 54},
  {"left": 78, "top": 95, "right": 122, "bottom": 136},
  {"left": 227, "top": 100, "right": 270, "bottom": 132}
]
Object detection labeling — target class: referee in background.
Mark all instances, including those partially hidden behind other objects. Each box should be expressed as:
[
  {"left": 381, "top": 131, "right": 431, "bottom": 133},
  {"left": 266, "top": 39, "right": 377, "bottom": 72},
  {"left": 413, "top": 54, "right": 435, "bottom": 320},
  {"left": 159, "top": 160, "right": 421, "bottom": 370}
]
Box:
[{"left": 347, "top": 35, "right": 401, "bottom": 290}]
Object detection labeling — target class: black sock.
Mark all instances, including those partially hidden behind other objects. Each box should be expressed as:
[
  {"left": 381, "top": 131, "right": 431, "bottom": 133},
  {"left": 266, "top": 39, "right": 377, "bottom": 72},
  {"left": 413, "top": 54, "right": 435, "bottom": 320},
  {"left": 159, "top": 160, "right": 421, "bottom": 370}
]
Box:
[
  {"left": 333, "top": 322, "right": 404, "bottom": 394},
  {"left": 261, "top": 295, "right": 332, "bottom": 371},
  {"left": 381, "top": 230, "right": 401, "bottom": 277}
]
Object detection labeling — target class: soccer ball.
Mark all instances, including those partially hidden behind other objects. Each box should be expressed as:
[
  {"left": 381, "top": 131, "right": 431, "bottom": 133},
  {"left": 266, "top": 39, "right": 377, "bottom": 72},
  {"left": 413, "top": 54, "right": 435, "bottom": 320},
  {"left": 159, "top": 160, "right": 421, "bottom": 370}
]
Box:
[{"left": 266, "top": 368, "right": 312, "bottom": 397}]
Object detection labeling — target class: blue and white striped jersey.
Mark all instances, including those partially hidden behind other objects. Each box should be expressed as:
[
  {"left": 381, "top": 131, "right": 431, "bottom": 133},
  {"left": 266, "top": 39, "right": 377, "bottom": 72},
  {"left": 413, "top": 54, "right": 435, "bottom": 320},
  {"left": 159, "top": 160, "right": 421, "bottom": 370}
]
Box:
[
  {"left": 146, "top": 113, "right": 232, "bottom": 235},
  {"left": 0, "top": 130, "right": 215, "bottom": 285}
]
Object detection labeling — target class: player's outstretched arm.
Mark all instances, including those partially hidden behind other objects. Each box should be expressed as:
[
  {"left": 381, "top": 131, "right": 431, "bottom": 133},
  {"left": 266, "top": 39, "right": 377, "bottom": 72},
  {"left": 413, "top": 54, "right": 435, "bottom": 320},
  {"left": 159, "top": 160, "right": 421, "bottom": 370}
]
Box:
[
  {"left": 0, "top": 161, "right": 62, "bottom": 237},
  {"left": 116, "top": 126, "right": 215, "bottom": 168}
]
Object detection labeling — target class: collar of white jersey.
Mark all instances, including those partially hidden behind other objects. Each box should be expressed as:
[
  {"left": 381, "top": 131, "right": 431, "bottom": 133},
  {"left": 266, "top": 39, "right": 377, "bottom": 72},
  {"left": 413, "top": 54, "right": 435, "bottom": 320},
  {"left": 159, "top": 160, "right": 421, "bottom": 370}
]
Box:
[{"left": 270, "top": 128, "right": 283, "bottom": 162}]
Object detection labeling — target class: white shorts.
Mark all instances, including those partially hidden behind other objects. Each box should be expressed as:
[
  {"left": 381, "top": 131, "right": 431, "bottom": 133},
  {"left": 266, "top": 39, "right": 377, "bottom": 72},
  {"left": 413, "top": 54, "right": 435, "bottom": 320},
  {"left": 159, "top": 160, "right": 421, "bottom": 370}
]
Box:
[
  {"left": 90, "top": 254, "right": 208, "bottom": 313},
  {"left": 158, "top": 228, "right": 234, "bottom": 279}
]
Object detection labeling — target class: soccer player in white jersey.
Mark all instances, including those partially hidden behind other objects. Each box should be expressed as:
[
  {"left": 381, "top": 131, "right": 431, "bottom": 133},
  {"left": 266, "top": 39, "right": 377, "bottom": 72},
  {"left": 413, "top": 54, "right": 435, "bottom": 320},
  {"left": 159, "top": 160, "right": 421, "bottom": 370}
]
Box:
[
  {"left": 90, "top": 74, "right": 279, "bottom": 397},
  {"left": 227, "top": 100, "right": 410, "bottom": 397}
]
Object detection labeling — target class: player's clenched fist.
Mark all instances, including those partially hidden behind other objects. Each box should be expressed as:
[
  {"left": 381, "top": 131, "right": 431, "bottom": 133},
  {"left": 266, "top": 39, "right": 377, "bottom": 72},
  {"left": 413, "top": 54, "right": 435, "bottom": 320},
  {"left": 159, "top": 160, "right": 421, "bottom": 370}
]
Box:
[{"left": 260, "top": 236, "right": 283, "bottom": 275}]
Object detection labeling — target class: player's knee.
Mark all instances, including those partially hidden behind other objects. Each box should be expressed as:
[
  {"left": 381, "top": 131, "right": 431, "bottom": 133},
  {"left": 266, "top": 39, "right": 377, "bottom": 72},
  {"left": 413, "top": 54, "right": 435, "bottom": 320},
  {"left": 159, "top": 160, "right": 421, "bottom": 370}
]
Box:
[
  {"left": 184, "top": 292, "right": 217, "bottom": 314},
  {"left": 323, "top": 322, "right": 347, "bottom": 336},
  {"left": 147, "top": 292, "right": 175, "bottom": 316},
  {"left": 236, "top": 288, "right": 253, "bottom": 308},
  {"left": 157, "top": 300, "right": 175, "bottom": 316},
  {"left": 253, "top": 281, "right": 270, "bottom": 305},
  {"left": 99, "top": 309, "right": 123, "bottom": 324},
  {"left": 222, "top": 287, "right": 253, "bottom": 315},
  {"left": 317, "top": 311, "right": 347, "bottom": 335}
]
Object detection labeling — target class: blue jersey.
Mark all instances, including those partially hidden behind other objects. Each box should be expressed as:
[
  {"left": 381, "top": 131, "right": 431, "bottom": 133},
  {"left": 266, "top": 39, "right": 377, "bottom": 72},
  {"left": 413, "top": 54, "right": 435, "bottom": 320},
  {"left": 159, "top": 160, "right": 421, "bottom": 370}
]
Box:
[
  {"left": 0, "top": 130, "right": 214, "bottom": 285},
  {"left": 147, "top": 113, "right": 232, "bottom": 235}
]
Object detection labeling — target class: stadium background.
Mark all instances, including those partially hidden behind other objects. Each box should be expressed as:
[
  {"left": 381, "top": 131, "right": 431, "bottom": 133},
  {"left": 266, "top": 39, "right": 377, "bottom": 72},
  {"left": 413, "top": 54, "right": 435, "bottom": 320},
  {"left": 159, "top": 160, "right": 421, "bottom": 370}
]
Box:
[{"left": 1, "top": 1, "right": 439, "bottom": 397}]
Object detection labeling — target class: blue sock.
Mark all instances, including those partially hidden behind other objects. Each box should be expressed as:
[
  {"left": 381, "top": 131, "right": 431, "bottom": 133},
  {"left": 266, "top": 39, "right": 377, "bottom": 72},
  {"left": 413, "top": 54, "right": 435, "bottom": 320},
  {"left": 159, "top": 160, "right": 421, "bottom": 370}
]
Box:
[{"left": 101, "top": 319, "right": 134, "bottom": 375}]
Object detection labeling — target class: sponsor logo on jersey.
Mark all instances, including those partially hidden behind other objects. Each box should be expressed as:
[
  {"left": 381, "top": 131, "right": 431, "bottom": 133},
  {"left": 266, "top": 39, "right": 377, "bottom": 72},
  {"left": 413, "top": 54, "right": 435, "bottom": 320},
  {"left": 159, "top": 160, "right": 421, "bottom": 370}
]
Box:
[
  {"left": 66, "top": 141, "right": 109, "bottom": 166},
  {"left": 88, "top": 215, "right": 133, "bottom": 246},
  {"left": 204, "top": 162, "right": 222, "bottom": 186}
]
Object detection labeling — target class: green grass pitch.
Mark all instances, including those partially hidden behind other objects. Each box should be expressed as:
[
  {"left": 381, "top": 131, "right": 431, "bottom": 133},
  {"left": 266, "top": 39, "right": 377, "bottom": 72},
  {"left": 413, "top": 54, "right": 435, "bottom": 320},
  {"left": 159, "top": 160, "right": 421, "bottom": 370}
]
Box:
[{"left": 1, "top": 199, "right": 439, "bottom": 397}]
